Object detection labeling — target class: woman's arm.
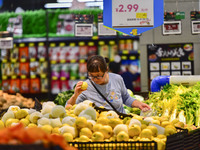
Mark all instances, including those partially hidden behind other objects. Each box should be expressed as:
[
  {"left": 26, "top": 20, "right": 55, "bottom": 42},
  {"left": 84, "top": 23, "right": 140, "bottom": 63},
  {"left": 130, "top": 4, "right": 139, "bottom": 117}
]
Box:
[{"left": 66, "top": 81, "right": 85, "bottom": 107}]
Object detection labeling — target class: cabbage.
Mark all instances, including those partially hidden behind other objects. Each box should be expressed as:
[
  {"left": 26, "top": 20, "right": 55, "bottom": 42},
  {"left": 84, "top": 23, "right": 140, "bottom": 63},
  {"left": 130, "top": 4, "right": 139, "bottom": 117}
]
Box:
[
  {"left": 62, "top": 116, "right": 76, "bottom": 126},
  {"left": 1, "top": 111, "right": 15, "bottom": 123},
  {"left": 37, "top": 117, "right": 51, "bottom": 126},
  {"left": 59, "top": 125, "right": 76, "bottom": 137},
  {"left": 51, "top": 105, "right": 66, "bottom": 118},
  {"left": 51, "top": 118, "right": 62, "bottom": 128},
  {"left": 29, "top": 111, "right": 42, "bottom": 124}
]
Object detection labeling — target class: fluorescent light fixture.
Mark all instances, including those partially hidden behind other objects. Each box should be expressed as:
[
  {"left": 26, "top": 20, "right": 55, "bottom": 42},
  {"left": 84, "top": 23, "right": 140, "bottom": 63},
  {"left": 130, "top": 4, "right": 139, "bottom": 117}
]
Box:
[
  {"left": 78, "top": 0, "right": 96, "bottom": 2},
  {"left": 57, "top": 0, "right": 73, "bottom": 3},
  {"left": 44, "top": 3, "right": 72, "bottom": 8},
  {"left": 85, "top": 2, "right": 103, "bottom": 9}
]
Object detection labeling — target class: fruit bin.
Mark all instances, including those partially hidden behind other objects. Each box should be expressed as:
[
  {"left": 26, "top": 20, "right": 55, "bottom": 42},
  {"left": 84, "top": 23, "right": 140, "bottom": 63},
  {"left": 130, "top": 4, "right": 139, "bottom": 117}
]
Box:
[{"left": 69, "top": 141, "right": 157, "bottom": 150}]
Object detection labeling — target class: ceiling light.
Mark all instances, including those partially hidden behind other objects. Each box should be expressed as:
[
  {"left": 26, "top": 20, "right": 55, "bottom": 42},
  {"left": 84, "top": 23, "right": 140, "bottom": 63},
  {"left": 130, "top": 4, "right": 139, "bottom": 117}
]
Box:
[
  {"left": 85, "top": 2, "right": 103, "bottom": 9},
  {"left": 44, "top": 3, "right": 72, "bottom": 8},
  {"left": 57, "top": 0, "right": 73, "bottom": 3}
]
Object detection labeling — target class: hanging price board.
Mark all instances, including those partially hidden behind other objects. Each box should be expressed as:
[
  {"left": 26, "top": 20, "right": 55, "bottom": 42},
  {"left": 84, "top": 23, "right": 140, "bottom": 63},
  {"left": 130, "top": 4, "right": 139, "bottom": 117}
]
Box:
[
  {"left": 112, "top": 0, "right": 154, "bottom": 28},
  {"left": 75, "top": 24, "right": 93, "bottom": 37},
  {"left": 162, "top": 21, "right": 182, "bottom": 35},
  {"left": 103, "top": 0, "right": 164, "bottom": 36},
  {"left": 191, "top": 21, "right": 200, "bottom": 34}
]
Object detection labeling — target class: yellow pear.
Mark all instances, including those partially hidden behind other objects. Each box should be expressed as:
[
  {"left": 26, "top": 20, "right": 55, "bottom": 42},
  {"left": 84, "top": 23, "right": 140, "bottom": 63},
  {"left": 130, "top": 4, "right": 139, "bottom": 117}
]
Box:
[
  {"left": 27, "top": 123, "right": 37, "bottom": 128},
  {"left": 152, "top": 120, "right": 160, "bottom": 125},
  {"left": 174, "top": 121, "right": 184, "bottom": 128},
  {"left": 171, "top": 119, "right": 179, "bottom": 125},
  {"left": 5, "top": 118, "right": 19, "bottom": 127},
  {"left": 146, "top": 126, "right": 158, "bottom": 137},
  {"left": 92, "top": 131, "right": 104, "bottom": 142},
  {"left": 123, "top": 117, "right": 131, "bottom": 124},
  {"left": 108, "top": 118, "right": 123, "bottom": 128},
  {"left": 161, "top": 121, "right": 171, "bottom": 127},
  {"left": 157, "top": 134, "right": 167, "bottom": 139},
  {"left": 19, "top": 118, "right": 30, "bottom": 127},
  {"left": 81, "top": 81, "right": 88, "bottom": 90},
  {"left": 78, "top": 135, "right": 91, "bottom": 142},
  {"left": 63, "top": 133, "right": 74, "bottom": 142},
  {"left": 132, "top": 115, "right": 143, "bottom": 121},
  {"left": 93, "top": 123, "right": 103, "bottom": 132},
  {"left": 128, "top": 124, "right": 141, "bottom": 137},
  {"left": 80, "top": 127, "right": 93, "bottom": 138},
  {"left": 15, "top": 109, "right": 28, "bottom": 119},
  {"left": 52, "top": 127, "right": 61, "bottom": 134},
  {"left": 141, "top": 124, "right": 147, "bottom": 130},
  {"left": 164, "top": 127, "right": 176, "bottom": 136},
  {"left": 99, "top": 125, "right": 113, "bottom": 139},
  {"left": 140, "top": 128, "right": 152, "bottom": 140},
  {"left": 96, "top": 117, "right": 109, "bottom": 125},
  {"left": 75, "top": 117, "right": 87, "bottom": 129},
  {"left": 41, "top": 125, "right": 53, "bottom": 134},
  {"left": 117, "top": 131, "right": 129, "bottom": 141}
]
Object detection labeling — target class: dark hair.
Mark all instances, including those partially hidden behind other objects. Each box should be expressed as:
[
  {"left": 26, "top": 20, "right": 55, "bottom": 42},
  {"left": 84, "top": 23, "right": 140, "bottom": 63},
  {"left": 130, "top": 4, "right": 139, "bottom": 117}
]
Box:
[{"left": 87, "top": 55, "right": 109, "bottom": 73}]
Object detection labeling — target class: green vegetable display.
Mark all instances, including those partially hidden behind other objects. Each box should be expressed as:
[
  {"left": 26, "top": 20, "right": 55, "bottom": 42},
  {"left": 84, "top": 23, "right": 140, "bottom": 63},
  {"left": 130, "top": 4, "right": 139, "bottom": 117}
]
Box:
[
  {"left": 54, "top": 90, "right": 74, "bottom": 107},
  {"left": 145, "top": 82, "right": 200, "bottom": 126}
]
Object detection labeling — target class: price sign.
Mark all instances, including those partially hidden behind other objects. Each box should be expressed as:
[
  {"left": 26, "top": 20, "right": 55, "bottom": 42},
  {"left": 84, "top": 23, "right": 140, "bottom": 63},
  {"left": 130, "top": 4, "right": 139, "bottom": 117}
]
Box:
[
  {"left": 75, "top": 24, "right": 93, "bottom": 37},
  {"left": 98, "top": 23, "right": 117, "bottom": 36},
  {"left": 0, "top": 37, "right": 13, "bottom": 49},
  {"left": 112, "top": 0, "right": 154, "bottom": 28},
  {"left": 191, "top": 21, "right": 200, "bottom": 34},
  {"left": 162, "top": 21, "right": 182, "bottom": 35}
]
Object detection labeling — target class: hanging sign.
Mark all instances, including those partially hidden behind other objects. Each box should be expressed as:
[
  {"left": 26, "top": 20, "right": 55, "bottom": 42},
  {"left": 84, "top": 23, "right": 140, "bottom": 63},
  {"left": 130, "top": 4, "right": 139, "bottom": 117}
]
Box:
[
  {"left": 112, "top": 0, "right": 154, "bottom": 28},
  {"left": 103, "top": 0, "right": 164, "bottom": 36},
  {"left": 191, "top": 21, "right": 200, "bottom": 34}
]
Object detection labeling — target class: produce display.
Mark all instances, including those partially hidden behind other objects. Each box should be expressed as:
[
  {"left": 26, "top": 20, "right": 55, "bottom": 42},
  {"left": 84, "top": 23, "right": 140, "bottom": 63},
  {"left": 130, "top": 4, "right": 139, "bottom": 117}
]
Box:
[
  {"left": 0, "top": 90, "right": 35, "bottom": 110},
  {"left": 146, "top": 82, "right": 200, "bottom": 127},
  {"left": 0, "top": 99, "right": 192, "bottom": 150}
]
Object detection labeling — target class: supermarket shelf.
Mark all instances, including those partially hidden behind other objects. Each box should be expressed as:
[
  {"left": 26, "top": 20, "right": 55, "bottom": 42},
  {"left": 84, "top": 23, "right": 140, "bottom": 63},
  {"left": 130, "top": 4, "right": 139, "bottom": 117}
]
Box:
[{"left": 14, "top": 37, "right": 47, "bottom": 43}]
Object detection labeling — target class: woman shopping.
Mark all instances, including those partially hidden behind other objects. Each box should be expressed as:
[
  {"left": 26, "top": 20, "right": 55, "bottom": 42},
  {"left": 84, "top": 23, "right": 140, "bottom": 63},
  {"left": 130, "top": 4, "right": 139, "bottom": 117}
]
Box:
[{"left": 66, "top": 55, "right": 150, "bottom": 113}]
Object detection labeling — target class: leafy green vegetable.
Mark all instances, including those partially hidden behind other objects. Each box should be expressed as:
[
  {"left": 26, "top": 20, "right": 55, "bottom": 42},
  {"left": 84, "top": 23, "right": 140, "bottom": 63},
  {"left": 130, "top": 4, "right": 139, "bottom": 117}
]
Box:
[{"left": 54, "top": 90, "right": 74, "bottom": 107}]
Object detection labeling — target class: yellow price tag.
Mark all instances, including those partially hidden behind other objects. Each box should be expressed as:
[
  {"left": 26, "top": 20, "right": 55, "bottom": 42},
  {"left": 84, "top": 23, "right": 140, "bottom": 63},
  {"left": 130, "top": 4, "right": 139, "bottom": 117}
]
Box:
[
  {"left": 38, "top": 42, "right": 44, "bottom": 46},
  {"left": 130, "top": 56, "right": 136, "bottom": 60},
  {"left": 70, "top": 59, "right": 76, "bottom": 63},
  {"left": 60, "top": 77, "right": 66, "bottom": 80},
  {"left": 20, "top": 58, "right": 26, "bottom": 62},
  {"left": 122, "top": 50, "right": 129, "bottom": 54},
  {"left": 70, "top": 76, "right": 76, "bottom": 80},
  {"left": 51, "top": 60, "right": 56, "bottom": 64},
  {"left": 92, "top": 36, "right": 99, "bottom": 40},
  {"left": 80, "top": 76, "right": 86, "bottom": 80},
  {"left": 59, "top": 43, "right": 65, "bottom": 47},
  {"left": 50, "top": 43, "right": 56, "bottom": 47},
  {"left": 52, "top": 76, "right": 58, "bottom": 80},
  {"left": 29, "top": 43, "right": 34, "bottom": 47},
  {"left": 11, "top": 59, "right": 17, "bottom": 63},
  {"left": 31, "top": 75, "right": 36, "bottom": 79},
  {"left": 21, "top": 75, "right": 26, "bottom": 79},
  {"left": 2, "top": 76, "right": 7, "bottom": 80},
  {"left": 39, "top": 58, "right": 45, "bottom": 62},
  {"left": 41, "top": 74, "right": 47, "bottom": 78},
  {"left": 19, "top": 43, "right": 25, "bottom": 47},
  {"left": 11, "top": 75, "right": 17, "bottom": 79},
  {"left": 60, "top": 59, "right": 66, "bottom": 63},
  {"left": 79, "top": 59, "right": 85, "bottom": 63},
  {"left": 30, "top": 58, "right": 36, "bottom": 62},
  {"left": 121, "top": 56, "right": 127, "bottom": 60},
  {"left": 2, "top": 59, "right": 7, "bottom": 63},
  {"left": 136, "top": 13, "right": 147, "bottom": 18}
]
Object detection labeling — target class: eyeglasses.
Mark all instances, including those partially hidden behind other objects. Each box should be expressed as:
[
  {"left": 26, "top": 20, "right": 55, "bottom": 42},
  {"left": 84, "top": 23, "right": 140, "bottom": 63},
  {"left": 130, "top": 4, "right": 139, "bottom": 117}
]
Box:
[{"left": 88, "top": 72, "right": 105, "bottom": 80}]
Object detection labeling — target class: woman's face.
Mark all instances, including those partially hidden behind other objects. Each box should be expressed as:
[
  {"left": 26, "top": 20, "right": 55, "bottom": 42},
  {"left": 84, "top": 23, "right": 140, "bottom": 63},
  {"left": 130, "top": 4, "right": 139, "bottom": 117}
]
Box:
[{"left": 88, "top": 71, "right": 107, "bottom": 85}]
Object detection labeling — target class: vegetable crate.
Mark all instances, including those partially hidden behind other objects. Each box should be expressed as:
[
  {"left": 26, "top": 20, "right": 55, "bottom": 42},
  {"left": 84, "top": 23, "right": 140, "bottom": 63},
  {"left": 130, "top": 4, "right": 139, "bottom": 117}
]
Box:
[
  {"left": 184, "top": 128, "right": 200, "bottom": 150},
  {"left": 70, "top": 141, "right": 157, "bottom": 150}
]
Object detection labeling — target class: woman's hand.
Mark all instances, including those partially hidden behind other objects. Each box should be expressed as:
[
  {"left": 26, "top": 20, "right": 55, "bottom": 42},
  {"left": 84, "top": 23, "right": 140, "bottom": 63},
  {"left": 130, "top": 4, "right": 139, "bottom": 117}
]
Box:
[{"left": 132, "top": 100, "right": 151, "bottom": 111}]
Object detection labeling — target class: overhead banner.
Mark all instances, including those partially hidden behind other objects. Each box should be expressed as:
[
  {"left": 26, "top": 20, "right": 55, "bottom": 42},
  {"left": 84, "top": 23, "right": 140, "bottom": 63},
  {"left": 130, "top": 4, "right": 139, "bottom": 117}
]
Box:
[{"left": 103, "top": 0, "right": 164, "bottom": 36}]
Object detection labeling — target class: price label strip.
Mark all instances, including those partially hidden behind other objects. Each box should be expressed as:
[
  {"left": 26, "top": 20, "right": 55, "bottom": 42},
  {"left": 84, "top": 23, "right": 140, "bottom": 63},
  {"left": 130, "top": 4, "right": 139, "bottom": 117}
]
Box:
[
  {"left": 0, "top": 37, "right": 13, "bottom": 49},
  {"left": 112, "top": 0, "right": 154, "bottom": 28}
]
